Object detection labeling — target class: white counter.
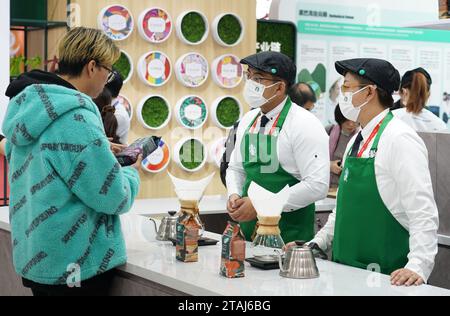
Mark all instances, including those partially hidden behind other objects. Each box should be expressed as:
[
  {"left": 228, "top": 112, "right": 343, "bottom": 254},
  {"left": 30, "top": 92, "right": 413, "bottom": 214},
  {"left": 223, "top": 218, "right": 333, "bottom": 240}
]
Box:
[
  {"left": 119, "top": 214, "right": 450, "bottom": 296},
  {"left": 130, "top": 195, "right": 337, "bottom": 217},
  {"left": 0, "top": 207, "right": 450, "bottom": 296},
  {"left": 1, "top": 207, "right": 448, "bottom": 296}
]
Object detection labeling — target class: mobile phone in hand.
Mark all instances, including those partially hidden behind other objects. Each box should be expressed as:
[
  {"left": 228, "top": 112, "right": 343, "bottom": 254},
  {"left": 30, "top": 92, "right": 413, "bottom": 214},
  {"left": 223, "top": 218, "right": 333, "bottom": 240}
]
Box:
[{"left": 115, "top": 136, "right": 161, "bottom": 167}]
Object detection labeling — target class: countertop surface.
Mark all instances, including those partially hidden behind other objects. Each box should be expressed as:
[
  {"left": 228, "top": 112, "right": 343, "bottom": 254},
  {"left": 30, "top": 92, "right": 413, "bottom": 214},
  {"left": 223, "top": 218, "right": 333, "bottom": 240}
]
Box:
[
  {"left": 1, "top": 207, "right": 449, "bottom": 296},
  {"left": 130, "top": 195, "right": 337, "bottom": 217},
  {"left": 119, "top": 215, "right": 450, "bottom": 296},
  {"left": 128, "top": 197, "right": 450, "bottom": 246}
]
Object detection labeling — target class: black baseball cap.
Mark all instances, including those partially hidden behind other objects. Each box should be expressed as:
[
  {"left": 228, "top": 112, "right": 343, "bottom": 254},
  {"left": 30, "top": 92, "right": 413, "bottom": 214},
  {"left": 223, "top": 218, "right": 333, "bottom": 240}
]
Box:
[
  {"left": 400, "top": 67, "right": 432, "bottom": 89},
  {"left": 335, "top": 58, "right": 400, "bottom": 94},
  {"left": 241, "top": 51, "right": 297, "bottom": 86}
]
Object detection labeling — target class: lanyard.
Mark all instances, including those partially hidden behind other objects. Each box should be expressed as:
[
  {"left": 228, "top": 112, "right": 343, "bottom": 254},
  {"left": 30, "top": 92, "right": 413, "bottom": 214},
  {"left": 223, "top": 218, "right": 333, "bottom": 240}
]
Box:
[
  {"left": 357, "top": 117, "right": 385, "bottom": 158},
  {"left": 250, "top": 112, "right": 282, "bottom": 135}
]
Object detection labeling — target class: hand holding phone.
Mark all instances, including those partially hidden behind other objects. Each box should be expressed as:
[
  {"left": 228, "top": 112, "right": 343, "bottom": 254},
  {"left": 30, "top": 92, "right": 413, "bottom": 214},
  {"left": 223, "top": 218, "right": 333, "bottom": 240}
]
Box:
[{"left": 115, "top": 136, "right": 161, "bottom": 167}]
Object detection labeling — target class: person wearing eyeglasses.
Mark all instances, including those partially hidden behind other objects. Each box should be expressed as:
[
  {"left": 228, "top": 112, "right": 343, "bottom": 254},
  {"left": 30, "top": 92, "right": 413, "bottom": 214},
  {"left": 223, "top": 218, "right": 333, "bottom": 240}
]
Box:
[
  {"left": 286, "top": 58, "right": 439, "bottom": 287},
  {"left": 3, "top": 27, "right": 142, "bottom": 296},
  {"left": 226, "top": 51, "right": 330, "bottom": 244}
]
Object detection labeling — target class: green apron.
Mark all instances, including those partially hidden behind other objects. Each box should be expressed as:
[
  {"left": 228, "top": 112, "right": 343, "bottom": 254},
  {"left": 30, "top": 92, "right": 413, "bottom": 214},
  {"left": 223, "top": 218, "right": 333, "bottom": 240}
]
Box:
[
  {"left": 332, "top": 111, "right": 410, "bottom": 275},
  {"left": 240, "top": 98, "right": 315, "bottom": 244}
]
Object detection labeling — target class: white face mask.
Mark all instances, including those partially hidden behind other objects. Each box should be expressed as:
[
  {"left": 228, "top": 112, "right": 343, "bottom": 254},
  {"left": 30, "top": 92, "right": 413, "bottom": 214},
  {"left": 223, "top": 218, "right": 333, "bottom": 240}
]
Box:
[
  {"left": 243, "top": 79, "right": 280, "bottom": 109},
  {"left": 338, "top": 86, "right": 374, "bottom": 122}
]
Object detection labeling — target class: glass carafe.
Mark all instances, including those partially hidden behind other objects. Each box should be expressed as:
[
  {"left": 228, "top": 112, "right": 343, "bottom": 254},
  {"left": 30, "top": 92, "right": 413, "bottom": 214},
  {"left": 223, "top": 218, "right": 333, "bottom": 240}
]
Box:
[{"left": 251, "top": 215, "right": 285, "bottom": 261}]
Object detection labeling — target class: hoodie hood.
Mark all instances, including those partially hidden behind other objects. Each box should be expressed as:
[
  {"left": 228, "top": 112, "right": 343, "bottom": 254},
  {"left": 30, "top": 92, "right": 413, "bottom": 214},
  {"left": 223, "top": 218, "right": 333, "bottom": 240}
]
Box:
[
  {"left": 6, "top": 70, "right": 76, "bottom": 99},
  {"left": 3, "top": 71, "right": 99, "bottom": 147}
]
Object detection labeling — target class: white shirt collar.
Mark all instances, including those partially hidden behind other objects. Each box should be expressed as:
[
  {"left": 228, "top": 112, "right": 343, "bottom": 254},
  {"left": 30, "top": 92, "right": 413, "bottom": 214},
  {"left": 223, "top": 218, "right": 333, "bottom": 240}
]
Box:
[
  {"left": 361, "top": 109, "right": 390, "bottom": 141},
  {"left": 261, "top": 97, "right": 288, "bottom": 120}
]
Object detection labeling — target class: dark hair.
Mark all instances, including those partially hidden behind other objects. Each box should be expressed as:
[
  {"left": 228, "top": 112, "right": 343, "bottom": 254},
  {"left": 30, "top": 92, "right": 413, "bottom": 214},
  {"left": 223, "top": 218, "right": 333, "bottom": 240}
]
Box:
[
  {"left": 281, "top": 79, "right": 290, "bottom": 96},
  {"left": 354, "top": 74, "right": 394, "bottom": 108},
  {"left": 401, "top": 68, "right": 432, "bottom": 90},
  {"left": 105, "top": 70, "right": 124, "bottom": 98},
  {"left": 270, "top": 75, "right": 290, "bottom": 96},
  {"left": 288, "top": 82, "right": 316, "bottom": 106},
  {"left": 402, "top": 72, "right": 430, "bottom": 114},
  {"left": 93, "top": 88, "right": 120, "bottom": 144},
  {"left": 334, "top": 104, "right": 349, "bottom": 127}
]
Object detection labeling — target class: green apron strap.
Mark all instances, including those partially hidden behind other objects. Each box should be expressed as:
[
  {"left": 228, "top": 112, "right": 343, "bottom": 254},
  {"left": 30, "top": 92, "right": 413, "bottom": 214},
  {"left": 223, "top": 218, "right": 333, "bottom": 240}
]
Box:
[
  {"left": 274, "top": 98, "right": 292, "bottom": 129},
  {"left": 244, "top": 98, "right": 292, "bottom": 133},
  {"left": 346, "top": 111, "right": 394, "bottom": 158},
  {"left": 370, "top": 111, "right": 394, "bottom": 151}
]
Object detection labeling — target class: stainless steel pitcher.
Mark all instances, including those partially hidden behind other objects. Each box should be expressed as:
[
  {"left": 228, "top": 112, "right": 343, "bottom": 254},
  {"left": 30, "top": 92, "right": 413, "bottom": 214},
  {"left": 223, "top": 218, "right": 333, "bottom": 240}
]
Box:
[
  {"left": 278, "top": 244, "right": 320, "bottom": 279},
  {"left": 149, "top": 211, "right": 178, "bottom": 241}
]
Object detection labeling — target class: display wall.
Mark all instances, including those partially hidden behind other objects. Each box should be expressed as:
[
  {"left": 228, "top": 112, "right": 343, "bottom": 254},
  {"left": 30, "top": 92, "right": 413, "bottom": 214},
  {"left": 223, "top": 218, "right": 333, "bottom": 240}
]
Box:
[
  {"left": 298, "top": 21, "right": 450, "bottom": 122},
  {"left": 67, "top": 0, "right": 257, "bottom": 199},
  {"left": 272, "top": 0, "right": 439, "bottom": 27},
  {"left": 269, "top": 0, "right": 449, "bottom": 127}
]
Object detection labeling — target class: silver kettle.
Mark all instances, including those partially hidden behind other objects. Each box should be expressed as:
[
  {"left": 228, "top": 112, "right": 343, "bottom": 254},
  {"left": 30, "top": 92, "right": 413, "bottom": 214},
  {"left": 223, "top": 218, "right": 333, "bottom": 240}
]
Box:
[
  {"left": 278, "top": 243, "right": 320, "bottom": 279},
  {"left": 149, "top": 211, "right": 178, "bottom": 241}
]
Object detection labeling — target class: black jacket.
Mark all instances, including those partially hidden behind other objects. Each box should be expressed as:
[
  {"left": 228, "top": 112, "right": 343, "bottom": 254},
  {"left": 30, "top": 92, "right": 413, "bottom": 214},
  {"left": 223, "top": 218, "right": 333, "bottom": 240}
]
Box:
[
  {"left": 220, "top": 121, "right": 240, "bottom": 187},
  {"left": 391, "top": 100, "right": 403, "bottom": 111}
]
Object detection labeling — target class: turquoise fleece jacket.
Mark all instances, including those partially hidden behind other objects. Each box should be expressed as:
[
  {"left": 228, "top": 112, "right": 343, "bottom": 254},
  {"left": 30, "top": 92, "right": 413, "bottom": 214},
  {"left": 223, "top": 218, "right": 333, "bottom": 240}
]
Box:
[{"left": 2, "top": 84, "right": 140, "bottom": 285}]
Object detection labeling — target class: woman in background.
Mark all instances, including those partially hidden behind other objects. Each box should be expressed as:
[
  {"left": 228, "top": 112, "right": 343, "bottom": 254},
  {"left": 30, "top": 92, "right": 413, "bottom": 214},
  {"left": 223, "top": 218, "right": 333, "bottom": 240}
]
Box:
[
  {"left": 393, "top": 68, "right": 448, "bottom": 133},
  {"left": 105, "top": 71, "right": 131, "bottom": 144},
  {"left": 326, "top": 105, "right": 359, "bottom": 188},
  {"left": 94, "top": 88, "right": 121, "bottom": 145}
]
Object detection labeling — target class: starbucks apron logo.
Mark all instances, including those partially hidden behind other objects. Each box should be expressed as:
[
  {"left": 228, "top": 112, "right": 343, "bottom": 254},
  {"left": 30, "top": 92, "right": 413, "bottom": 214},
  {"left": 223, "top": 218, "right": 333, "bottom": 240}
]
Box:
[
  {"left": 250, "top": 144, "right": 257, "bottom": 157},
  {"left": 343, "top": 168, "right": 349, "bottom": 182}
]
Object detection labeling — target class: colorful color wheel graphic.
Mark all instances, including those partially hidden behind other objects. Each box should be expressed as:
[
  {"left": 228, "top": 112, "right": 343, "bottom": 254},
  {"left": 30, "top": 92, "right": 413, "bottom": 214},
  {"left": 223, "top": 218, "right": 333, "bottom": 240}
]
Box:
[
  {"left": 213, "top": 54, "right": 243, "bottom": 89},
  {"left": 139, "top": 8, "right": 172, "bottom": 43},
  {"left": 99, "top": 5, "right": 134, "bottom": 41},
  {"left": 176, "top": 53, "right": 209, "bottom": 88},
  {"left": 113, "top": 95, "right": 133, "bottom": 120},
  {"left": 139, "top": 51, "right": 172, "bottom": 87},
  {"left": 142, "top": 140, "right": 171, "bottom": 173},
  {"left": 177, "top": 96, "right": 208, "bottom": 129}
]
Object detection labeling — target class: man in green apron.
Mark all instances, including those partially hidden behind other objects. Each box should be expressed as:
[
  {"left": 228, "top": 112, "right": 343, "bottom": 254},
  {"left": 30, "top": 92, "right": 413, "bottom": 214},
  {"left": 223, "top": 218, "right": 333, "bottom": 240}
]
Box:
[
  {"left": 287, "top": 58, "right": 439, "bottom": 287},
  {"left": 226, "top": 52, "right": 330, "bottom": 244}
]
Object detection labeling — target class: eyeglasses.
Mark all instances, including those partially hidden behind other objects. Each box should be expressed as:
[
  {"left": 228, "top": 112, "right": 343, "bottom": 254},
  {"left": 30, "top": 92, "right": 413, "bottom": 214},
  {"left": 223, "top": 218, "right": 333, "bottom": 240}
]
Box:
[
  {"left": 244, "top": 71, "right": 280, "bottom": 85},
  {"left": 98, "top": 64, "right": 115, "bottom": 84},
  {"left": 340, "top": 84, "right": 370, "bottom": 93}
]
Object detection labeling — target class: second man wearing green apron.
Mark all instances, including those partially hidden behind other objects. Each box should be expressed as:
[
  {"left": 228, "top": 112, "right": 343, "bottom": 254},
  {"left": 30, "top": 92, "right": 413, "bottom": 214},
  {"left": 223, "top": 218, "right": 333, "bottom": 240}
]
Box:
[
  {"left": 288, "top": 58, "right": 439, "bottom": 287},
  {"left": 226, "top": 52, "right": 330, "bottom": 244}
]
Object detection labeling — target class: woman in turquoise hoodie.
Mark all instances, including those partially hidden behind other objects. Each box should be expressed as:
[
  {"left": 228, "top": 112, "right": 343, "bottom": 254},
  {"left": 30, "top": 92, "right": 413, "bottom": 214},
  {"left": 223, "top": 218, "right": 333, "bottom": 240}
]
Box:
[{"left": 3, "top": 27, "right": 141, "bottom": 296}]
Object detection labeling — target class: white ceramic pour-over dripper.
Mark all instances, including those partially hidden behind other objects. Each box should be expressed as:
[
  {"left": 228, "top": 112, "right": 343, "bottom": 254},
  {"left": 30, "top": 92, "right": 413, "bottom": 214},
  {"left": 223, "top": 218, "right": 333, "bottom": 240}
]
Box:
[
  {"left": 168, "top": 172, "right": 215, "bottom": 202},
  {"left": 247, "top": 182, "right": 290, "bottom": 217}
]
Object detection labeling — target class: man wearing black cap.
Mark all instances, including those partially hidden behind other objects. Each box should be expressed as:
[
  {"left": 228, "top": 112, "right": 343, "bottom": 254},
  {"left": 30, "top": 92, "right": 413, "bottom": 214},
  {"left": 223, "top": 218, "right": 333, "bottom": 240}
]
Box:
[
  {"left": 290, "top": 58, "right": 439, "bottom": 286},
  {"left": 226, "top": 51, "right": 330, "bottom": 244}
]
